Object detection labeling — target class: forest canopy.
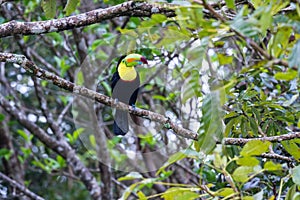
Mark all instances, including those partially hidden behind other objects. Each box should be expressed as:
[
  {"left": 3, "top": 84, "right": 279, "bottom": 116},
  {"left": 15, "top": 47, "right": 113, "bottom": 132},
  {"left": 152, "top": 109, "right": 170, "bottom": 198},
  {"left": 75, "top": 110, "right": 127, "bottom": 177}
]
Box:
[{"left": 0, "top": 0, "right": 299, "bottom": 199}]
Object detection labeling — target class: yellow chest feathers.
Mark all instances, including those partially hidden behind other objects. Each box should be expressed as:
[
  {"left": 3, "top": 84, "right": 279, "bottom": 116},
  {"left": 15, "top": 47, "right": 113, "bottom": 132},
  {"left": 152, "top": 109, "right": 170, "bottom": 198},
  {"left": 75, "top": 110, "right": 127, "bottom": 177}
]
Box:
[{"left": 118, "top": 62, "right": 137, "bottom": 81}]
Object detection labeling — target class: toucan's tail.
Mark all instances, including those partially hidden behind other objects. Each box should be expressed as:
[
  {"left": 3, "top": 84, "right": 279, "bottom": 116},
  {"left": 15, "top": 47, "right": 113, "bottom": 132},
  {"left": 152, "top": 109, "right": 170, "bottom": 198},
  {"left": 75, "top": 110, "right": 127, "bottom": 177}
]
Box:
[{"left": 113, "top": 110, "right": 128, "bottom": 135}]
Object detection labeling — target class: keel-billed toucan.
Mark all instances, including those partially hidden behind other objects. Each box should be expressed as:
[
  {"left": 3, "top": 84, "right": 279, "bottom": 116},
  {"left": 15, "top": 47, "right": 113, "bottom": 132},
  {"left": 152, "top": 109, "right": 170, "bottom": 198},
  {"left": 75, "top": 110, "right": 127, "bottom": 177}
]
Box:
[{"left": 111, "top": 54, "right": 148, "bottom": 135}]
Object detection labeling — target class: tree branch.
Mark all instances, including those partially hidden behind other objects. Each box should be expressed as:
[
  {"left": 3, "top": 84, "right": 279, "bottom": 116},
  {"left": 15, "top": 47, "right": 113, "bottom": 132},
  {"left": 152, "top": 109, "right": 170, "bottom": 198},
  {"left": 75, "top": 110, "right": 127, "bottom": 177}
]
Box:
[
  {"left": 0, "top": 1, "right": 175, "bottom": 38},
  {"left": 0, "top": 90, "right": 102, "bottom": 199},
  {"left": 0, "top": 52, "right": 199, "bottom": 140},
  {"left": 224, "top": 132, "right": 300, "bottom": 145},
  {"left": 0, "top": 172, "right": 45, "bottom": 200},
  {"left": 259, "top": 153, "right": 293, "bottom": 162}
]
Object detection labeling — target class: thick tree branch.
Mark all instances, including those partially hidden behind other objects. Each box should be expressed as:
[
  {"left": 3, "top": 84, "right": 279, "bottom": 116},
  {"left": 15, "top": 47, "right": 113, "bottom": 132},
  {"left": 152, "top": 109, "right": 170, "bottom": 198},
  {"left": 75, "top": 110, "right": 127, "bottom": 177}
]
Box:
[
  {"left": 0, "top": 52, "right": 199, "bottom": 140},
  {"left": 0, "top": 1, "right": 175, "bottom": 38},
  {"left": 1, "top": 52, "right": 300, "bottom": 147},
  {"left": 0, "top": 172, "right": 45, "bottom": 200}
]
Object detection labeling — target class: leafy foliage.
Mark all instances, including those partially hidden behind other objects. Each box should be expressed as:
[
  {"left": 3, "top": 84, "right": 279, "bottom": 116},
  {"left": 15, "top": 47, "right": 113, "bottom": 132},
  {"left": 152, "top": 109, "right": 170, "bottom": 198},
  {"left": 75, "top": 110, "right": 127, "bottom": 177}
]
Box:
[{"left": 0, "top": 0, "right": 300, "bottom": 199}]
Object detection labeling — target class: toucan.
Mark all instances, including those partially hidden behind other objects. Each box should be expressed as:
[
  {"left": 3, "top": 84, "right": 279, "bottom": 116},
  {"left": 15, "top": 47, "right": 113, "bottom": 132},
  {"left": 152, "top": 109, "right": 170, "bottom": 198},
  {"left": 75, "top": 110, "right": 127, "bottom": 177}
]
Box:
[{"left": 111, "top": 54, "right": 148, "bottom": 135}]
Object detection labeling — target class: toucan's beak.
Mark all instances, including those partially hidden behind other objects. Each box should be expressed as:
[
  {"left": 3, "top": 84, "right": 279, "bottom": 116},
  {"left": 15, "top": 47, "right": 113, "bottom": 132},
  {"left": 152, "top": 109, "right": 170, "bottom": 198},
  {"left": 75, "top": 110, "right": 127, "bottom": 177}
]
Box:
[{"left": 124, "top": 54, "right": 148, "bottom": 67}]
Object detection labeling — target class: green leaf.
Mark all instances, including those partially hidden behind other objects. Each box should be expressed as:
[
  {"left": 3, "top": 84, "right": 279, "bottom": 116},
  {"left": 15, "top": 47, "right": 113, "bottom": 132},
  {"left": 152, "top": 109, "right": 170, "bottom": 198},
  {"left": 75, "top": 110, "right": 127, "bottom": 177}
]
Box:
[
  {"left": 217, "top": 53, "right": 233, "bottom": 65},
  {"left": 240, "top": 116, "right": 249, "bottom": 137},
  {"left": 194, "top": 140, "right": 200, "bottom": 152},
  {"left": 56, "top": 155, "right": 66, "bottom": 168},
  {"left": 153, "top": 95, "right": 167, "bottom": 101},
  {"left": 64, "top": 0, "right": 80, "bottom": 16},
  {"left": 66, "top": 133, "right": 74, "bottom": 144},
  {"left": 236, "top": 156, "right": 259, "bottom": 166},
  {"left": 156, "top": 28, "right": 189, "bottom": 51},
  {"left": 224, "top": 117, "right": 237, "bottom": 137},
  {"left": 120, "top": 182, "right": 139, "bottom": 200},
  {"left": 181, "top": 69, "right": 201, "bottom": 104},
  {"left": 76, "top": 71, "right": 84, "bottom": 85},
  {"left": 140, "top": 14, "right": 167, "bottom": 27},
  {"left": 242, "top": 89, "right": 258, "bottom": 100},
  {"left": 264, "top": 161, "right": 282, "bottom": 171},
  {"left": 215, "top": 187, "right": 235, "bottom": 197},
  {"left": 285, "top": 185, "right": 298, "bottom": 200},
  {"left": 232, "top": 166, "right": 255, "bottom": 182},
  {"left": 281, "top": 139, "right": 300, "bottom": 161},
  {"left": 268, "top": 27, "right": 292, "bottom": 58},
  {"left": 0, "top": 148, "right": 12, "bottom": 160},
  {"left": 0, "top": 114, "right": 5, "bottom": 122},
  {"left": 243, "top": 197, "right": 254, "bottom": 200},
  {"left": 240, "top": 140, "right": 270, "bottom": 157},
  {"left": 101, "top": 81, "right": 112, "bottom": 96},
  {"left": 59, "top": 58, "right": 71, "bottom": 77},
  {"left": 225, "top": 0, "right": 235, "bottom": 10},
  {"left": 137, "top": 191, "right": 147, "bottom": 200},
  {"left": 156, "top": 152, "right": 187, "bottom": 175},
  {"left": 214, "top": 153, "right": 227, "bottom": 169},
  {"left": 161, "top": 187, "right": 199, "bottom": 200},
  {"left": 152, "top": 14, "right": 167, "bottom": 23},
  {"left": 197, "top": 91, "right": 224, "bottom": 154},
  {"left": 119, "top": 28, "right": 139, "bottom": 38},
  {"left": 186, "top": 36, "right": 208, "bottom": 67},
  {"left": 249, "top": 117, "right": 258, "bottom": 136},
  {"left": 20, "top": 147, "right": 31, "bottom": 158},
  {"left": 231, "top": 5, "right": 273, "bottom": 37},
  {"left": 59, "top": 96, "right": 68, "bottom": 106},
  {"left": 292, "top": 165, "right": 300, "bottom": 185},
  {"left": 270, "top": 1, "right": 290, "bottom": 15},
  {"left": 41, "top": 0, "right": 56, "bottom": 19},
  {"left": 251, "top": 0, "right": 261, "bottom": 9},
  {"left": 118, "top": 172, "right": 143, "bottom": 181},
  {"left": 17, "top": 129, "right": 29, "bottom": 142},
  {"left": 274, "top": 70, "right": 297, "bottom": 81},
  {"left": 259, "top": 6, "right": 272, "bottom": 36},
  {"left": 73, "top": 128, "right": 84, "bottom": 141},
  {"left": 224, "top": 112, "right": 239, "bottom": 119},
  {"left": 89, "top": 135, "right": 97, "bottom": 148}
]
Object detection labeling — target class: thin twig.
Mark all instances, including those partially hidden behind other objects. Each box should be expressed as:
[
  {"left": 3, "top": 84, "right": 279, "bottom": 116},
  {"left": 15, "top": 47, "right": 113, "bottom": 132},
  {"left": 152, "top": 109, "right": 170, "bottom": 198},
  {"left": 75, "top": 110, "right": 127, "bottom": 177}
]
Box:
[
  {"left": 57, "top": 99, "right": 73, "bottom": 125},
  {"left": 223, "top": 132, "right": 300, "bottom": 145},
  {"left": 260, "top": 153, "right": 293, "bottom": 162}
]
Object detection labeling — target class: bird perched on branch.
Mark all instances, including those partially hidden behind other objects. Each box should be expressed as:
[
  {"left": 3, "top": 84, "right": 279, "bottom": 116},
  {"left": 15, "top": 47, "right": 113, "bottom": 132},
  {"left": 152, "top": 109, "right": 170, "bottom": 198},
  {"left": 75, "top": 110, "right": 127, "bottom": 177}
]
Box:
[{"left": 111, "top": 54, "right": 148, "bottom": 135}]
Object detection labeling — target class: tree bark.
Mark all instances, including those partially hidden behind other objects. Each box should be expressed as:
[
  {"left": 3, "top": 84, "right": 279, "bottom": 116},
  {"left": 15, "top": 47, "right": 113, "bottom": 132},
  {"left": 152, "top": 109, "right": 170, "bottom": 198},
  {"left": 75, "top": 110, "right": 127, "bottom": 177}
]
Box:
[{"left": 0, "top": 1, "right": 175, "bottom": 38}]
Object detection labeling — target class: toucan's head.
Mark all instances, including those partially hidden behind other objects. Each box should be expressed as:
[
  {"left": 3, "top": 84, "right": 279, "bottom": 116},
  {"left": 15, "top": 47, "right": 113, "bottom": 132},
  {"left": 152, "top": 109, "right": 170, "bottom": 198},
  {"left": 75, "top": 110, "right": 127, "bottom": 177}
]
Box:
[{"left": 122, "top": 53, "right": 148, "bottom": 67}]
